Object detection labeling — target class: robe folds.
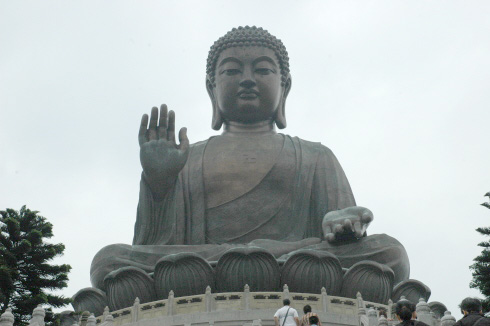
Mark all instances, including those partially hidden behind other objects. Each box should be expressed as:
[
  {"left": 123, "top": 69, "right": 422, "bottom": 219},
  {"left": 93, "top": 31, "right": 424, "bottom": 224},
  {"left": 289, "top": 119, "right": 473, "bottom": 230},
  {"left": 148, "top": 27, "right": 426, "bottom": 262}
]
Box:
[
  {"left": 90, "top": 135, "right": 410, "bottom": 290},
  {"left": 133, "top": 135, "right": 356, "bottom": 246}
]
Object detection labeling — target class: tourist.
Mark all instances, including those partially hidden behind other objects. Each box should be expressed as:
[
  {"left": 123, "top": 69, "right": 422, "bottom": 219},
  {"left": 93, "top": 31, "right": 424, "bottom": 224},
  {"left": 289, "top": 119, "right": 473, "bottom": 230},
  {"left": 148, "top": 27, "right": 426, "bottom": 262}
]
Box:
[
  {"left": 308, "top": 315, "right": 320, "bottom": 326},
  {"left": 379, "top": 308, "right": 392, "bottom": 321},
  {"left": 379, "top": 308, "right": 387, "bottom": 318},
  {"left": 300, "top": 305, "right": 322, "bottom": 326},
  {"left": 395, "top": 300, "right": 429, "bottom": 326},
  {"left": 455, "top": 298, "right": 489, "bottom": 326},
  {"left": 274, "top": 299, "right": 300, "bottom": 326}
]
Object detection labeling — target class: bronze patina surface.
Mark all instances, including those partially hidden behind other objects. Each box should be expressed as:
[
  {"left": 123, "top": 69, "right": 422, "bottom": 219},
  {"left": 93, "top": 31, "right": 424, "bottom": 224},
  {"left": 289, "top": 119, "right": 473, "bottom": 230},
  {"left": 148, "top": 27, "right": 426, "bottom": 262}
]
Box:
[{"left": 82, "top": 27, "right": 419, "bottom": 312}]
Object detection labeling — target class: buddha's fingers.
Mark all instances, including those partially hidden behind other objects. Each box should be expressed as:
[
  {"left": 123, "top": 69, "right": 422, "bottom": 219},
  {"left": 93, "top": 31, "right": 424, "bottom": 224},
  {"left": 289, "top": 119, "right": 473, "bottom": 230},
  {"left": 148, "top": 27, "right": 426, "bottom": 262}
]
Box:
[
  {"left": 333, "top": 223, "right": 343, "bottom": 234},
  {"left": 353, "top": 221, "right": 363, "bottom": 238},
  {"left": 167, "top": 110, "right": 176, "bottom": 143},
  {"left": 138, "top": 114, "right": 149, "bottom": 145},
  {"left": 361, "top": 211, "right": 373, "bottom": 224},
  {"left": 178, "top": 127, "right": 189, "bottom": 152},
  {"left": 323, "top": 224, "right": 332, "bottom": 235},
  {"left": 342, "top": 218, "right": 353, "bottom": 232},
  {"left": 148, "top": 107, "right": 159, "bottom": 140},
  {"left": 158, "top": 104, "right": 168, "bottom": 140},
  {"left": 325, "top": 233, "right": 335, "bottom": 243}
]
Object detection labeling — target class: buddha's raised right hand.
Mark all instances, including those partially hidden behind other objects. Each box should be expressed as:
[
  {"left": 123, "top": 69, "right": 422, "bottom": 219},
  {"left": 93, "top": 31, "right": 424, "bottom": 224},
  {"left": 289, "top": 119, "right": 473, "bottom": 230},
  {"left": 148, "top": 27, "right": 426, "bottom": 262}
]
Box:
[{"left": 139, "top": 104, "right": 189, "bottom": 200}]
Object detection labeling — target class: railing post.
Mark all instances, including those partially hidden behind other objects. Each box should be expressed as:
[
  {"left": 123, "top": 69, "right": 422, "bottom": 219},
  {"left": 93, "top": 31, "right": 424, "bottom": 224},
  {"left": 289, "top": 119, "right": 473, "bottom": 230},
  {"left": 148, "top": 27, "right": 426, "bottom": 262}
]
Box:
[
  {"left": 29, "top": 305, "right": 45, "bottom": 326},
  {"left": 357, "top": 292, "right": 366, "bottom": 310},
  {"left": 0, "top": 308, "right": 15, "bottom": 326},
  {"left": 378, "top": 315, "right": 388, "bottom": 326},
  {"left": 440, "top": 311, "right": 456, "bottom": 326},
  {"left": 79, "top": 311, "right": 90, "bottom": 326},
  {"left": 321, "top": 287, "right": 329, "bottom": 313},
  {"left": 387, "top": 299, "right": 393, "bottom": 319},
  {"left": 368, "top": 308, "right": 378, "bottom": 326},
  {"left": 416, "top": 298, "right": 433, "bottom": 326},
  {"left": 283, "top": 284, "right": 289, "bottom": 300},
  {"left": 205, "top": 286, "right": 213, "bottom": 312},
  {"left": 132, "top": 297, "right": 140, "bottom": 322},
  {"left": 167, "top": 290, "right": 175, "bottom": 316},
  {"left": 102, "top": 306, "right": 109, "bottom": 323},
  {"left": 358, "top": 304, "right": 368, "bottom": 326},
  {"left": 243, "top": 284, "right": 250, "bottom": 310},
  {"left": 86, "top": 314, "right": 96, "bottom": 326},
  {"left": 102, "top": 314, "right": 114, "bottom": 326}
]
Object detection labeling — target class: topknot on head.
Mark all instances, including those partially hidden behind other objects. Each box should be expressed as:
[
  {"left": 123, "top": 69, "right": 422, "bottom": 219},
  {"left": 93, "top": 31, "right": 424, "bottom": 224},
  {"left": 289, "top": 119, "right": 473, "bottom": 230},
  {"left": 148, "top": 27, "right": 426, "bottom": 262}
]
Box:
[{"left": 206, "top": 26, "right": 290, "bottom": 86}]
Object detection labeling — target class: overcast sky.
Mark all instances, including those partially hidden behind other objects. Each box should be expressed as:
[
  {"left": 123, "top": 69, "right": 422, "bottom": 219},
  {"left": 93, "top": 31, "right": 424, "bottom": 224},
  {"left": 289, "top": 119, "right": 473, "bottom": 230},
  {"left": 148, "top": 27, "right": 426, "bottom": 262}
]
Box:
[{"left": 1, "top": 0, "right": 489, "bottom": 318}]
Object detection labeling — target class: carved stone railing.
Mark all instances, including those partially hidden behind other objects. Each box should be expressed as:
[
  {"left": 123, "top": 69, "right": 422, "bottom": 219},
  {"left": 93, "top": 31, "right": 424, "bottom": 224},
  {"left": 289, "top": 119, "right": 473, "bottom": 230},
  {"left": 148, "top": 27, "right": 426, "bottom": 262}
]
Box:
[
  {"left": 93, "top": 284, "right": 390, "bottom": 326},
  {"left": 0, "top": 291, "right": 456, "bottom": 326}
]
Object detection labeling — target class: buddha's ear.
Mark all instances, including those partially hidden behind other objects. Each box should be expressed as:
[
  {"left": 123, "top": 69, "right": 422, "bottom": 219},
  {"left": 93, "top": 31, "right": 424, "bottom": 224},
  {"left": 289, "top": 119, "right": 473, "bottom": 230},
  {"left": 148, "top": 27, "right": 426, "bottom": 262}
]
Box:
[
  {"left": 275, "top": 74, "right": 292, "bottom": 129},
  {"left": 206, "top": 76, "right": 223, "bottom": 131}
]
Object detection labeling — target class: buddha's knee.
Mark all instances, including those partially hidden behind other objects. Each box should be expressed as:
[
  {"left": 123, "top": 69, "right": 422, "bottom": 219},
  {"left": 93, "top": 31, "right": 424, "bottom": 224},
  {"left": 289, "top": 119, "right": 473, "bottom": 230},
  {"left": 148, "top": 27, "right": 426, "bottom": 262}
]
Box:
[
  {"left": 74, "top": 265, "right": 157, "bottom": 315},
  {"left": 381, "top": 241, "right": 410, "bottom": 283},
  {"left": 364, "top": 234, "right": 410, "bottom": 283},
  {"left": 332, "top": 233, "right": 410, "bottom": 284},
  {"left": 90, "top": 243, "right": 135, "bottom": 290}
]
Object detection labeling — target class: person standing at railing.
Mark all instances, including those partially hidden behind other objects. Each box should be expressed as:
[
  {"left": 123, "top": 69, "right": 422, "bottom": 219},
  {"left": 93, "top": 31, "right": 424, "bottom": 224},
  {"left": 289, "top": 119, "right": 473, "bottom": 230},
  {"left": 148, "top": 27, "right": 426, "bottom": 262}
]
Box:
[
  {"left": 299, "top": 305, "right": 322, "bottom": 326},
  {"left": 455, "top": 298, "right": 490, "bottom": 326},
  {"left": 308, "top": 315, "right": 320, "bottom": 326},
  {"left": 395, "top": 299, "right": 429, "bottom": 326},
  {"left": 274, "top": 299, "right": 300, "bottom": 326}
]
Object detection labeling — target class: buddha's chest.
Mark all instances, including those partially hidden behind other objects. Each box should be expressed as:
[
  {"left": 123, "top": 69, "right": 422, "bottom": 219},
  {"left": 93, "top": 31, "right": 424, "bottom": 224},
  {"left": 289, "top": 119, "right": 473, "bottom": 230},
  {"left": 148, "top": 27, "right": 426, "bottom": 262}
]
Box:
[{"left": 203, "top": 134, "right": 287, "bottom": 208}]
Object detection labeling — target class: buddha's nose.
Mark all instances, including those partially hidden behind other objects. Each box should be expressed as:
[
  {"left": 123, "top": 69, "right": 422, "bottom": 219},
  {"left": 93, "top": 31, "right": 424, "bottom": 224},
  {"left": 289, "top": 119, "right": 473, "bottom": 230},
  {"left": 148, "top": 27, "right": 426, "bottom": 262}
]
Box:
[{"left": 239, "top": 68, "right": 256, "bottom": 88}]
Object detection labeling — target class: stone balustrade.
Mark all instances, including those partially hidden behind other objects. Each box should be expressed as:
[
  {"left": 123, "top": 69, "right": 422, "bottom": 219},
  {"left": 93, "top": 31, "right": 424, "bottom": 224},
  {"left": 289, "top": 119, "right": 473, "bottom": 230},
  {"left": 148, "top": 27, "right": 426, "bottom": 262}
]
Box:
[
  {"left": 0, "top": 288, "right": 457, "bottom": 326},
  {"left": 91, "top": 284, "right": 379, "bottom": 325}
]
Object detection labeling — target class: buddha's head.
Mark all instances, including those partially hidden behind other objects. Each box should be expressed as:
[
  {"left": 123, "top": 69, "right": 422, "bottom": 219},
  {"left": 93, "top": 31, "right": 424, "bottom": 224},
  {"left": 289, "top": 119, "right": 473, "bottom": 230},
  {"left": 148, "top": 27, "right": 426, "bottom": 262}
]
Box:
[{"left": 206, "top": 26, "right": 292, "bottom": 130}]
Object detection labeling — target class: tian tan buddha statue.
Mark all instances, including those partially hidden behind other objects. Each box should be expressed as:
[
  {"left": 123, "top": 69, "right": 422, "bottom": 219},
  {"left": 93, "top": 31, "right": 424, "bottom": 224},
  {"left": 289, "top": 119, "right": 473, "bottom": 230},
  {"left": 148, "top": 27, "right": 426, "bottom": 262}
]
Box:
[{"left": 73, "top": 26, "right": 431, "bottom": 314}]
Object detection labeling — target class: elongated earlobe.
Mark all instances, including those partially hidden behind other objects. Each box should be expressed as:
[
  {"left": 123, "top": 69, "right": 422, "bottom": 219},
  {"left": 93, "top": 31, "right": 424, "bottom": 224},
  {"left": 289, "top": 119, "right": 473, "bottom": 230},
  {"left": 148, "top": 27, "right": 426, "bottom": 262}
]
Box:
[
  {"left": 275, "top": 75, "right": 291, "bottom": 129},
  {"left": 212, "top": 107, "right": 223, "bottom": 130},
  {"left": 275, "top": 100, "right": 287, "bottom": 129},
  {"left": 206, "top": 77, "right": 223, "bottom": 130}
]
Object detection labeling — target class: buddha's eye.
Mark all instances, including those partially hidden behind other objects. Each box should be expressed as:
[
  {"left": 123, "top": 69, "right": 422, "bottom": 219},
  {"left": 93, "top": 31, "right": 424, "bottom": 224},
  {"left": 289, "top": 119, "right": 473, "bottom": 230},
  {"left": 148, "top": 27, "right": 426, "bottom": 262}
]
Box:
[
  {"left": 255, "top": 68, "right": 275, "bottom": 75},
  {"left": 221, "top": 69, "right": 241, "bottom": 76}
]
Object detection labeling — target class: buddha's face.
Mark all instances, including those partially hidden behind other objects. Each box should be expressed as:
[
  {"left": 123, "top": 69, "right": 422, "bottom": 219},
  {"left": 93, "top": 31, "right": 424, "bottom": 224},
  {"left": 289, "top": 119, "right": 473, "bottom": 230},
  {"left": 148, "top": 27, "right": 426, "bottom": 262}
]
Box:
[{"left": 209, "top": 46, "right": 289, "bottom": 125}]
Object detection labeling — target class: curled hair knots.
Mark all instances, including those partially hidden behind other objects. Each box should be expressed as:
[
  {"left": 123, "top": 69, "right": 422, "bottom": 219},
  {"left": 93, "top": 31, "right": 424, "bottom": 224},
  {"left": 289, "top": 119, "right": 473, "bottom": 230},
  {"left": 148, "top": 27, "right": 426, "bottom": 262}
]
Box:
[{"left": 206, "top": 26, "right": 290, "bottom": 87}]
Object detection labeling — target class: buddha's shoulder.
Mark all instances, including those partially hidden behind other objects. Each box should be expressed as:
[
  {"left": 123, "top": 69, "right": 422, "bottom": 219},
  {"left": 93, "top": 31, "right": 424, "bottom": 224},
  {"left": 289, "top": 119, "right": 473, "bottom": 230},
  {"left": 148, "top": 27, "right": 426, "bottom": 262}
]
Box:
[
  {"left": 189, "top": 139, "right": 209, "bottom": 150},
  {"left": 281, "top": 134, "right": 336, "bottom": 157}
]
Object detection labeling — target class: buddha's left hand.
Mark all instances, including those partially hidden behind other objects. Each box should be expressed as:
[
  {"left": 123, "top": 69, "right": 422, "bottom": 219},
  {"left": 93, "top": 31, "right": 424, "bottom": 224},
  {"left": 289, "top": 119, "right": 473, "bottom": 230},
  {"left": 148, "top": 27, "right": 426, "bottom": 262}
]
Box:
[{"left": 322, "top": 206, "right": 373, "bottom": 243}]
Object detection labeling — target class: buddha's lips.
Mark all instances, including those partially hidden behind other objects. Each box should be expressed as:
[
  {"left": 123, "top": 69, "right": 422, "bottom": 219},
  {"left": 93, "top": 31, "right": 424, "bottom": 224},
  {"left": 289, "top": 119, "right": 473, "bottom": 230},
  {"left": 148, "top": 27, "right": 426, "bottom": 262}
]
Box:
[{"left": 238, "top": 90, "right": 259, "bottom": 99}]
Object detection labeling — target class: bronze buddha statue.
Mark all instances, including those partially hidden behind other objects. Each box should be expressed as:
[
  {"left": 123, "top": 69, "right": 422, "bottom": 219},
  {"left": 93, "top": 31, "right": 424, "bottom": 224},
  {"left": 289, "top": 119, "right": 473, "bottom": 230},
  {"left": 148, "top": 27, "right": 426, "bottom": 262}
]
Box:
[{"left": 75, "top": 26, "right": 427, "bottom": 314}]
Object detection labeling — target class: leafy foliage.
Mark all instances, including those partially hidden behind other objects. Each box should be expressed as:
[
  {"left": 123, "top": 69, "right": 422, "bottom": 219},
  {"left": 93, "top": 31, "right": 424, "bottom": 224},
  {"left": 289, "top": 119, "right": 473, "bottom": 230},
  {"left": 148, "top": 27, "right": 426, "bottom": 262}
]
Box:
[
  {"left": 470, "top": 195, "right": 490, "bottom": 312},
  {"left": 0, "top": 206, "right": 71, "bottom": 325}
]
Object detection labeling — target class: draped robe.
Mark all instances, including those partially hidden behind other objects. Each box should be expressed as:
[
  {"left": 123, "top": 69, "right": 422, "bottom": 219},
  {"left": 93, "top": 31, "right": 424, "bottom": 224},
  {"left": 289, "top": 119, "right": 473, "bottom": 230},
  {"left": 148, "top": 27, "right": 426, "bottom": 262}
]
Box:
[
  {"left": 134, "top": 135, "right": 356, "bottom": 245},
  {"left": 90, "top": 135, "right": 409, "bottom": 290}
]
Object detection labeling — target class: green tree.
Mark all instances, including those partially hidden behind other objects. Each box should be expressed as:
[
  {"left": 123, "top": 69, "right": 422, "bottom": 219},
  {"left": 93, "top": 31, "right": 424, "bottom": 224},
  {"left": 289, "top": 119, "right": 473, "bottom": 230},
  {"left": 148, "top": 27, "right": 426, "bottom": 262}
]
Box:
[
  {"left": 470, "top": 192, "right": 490, "bottom": 312},
  {"left": 0, "top": 206, "right": 71, "bottom": 326}
]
